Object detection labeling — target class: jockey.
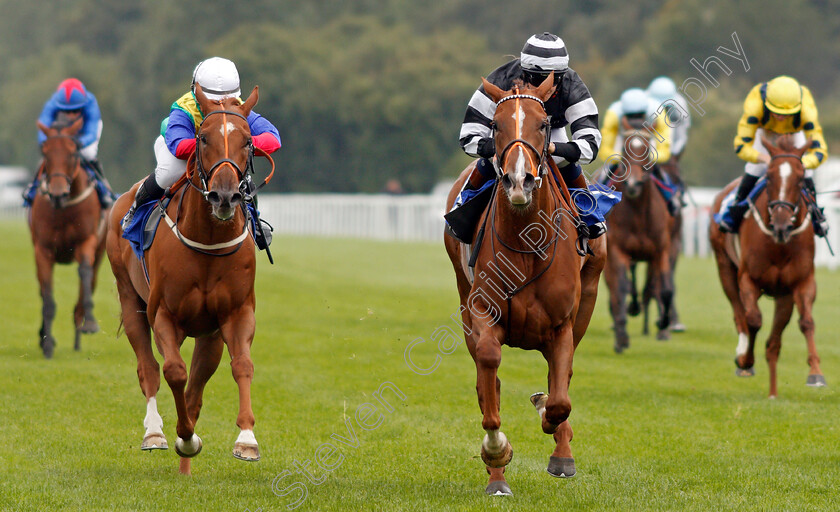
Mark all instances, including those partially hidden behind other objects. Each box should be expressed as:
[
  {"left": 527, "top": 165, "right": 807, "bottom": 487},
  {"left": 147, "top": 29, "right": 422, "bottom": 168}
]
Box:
[
  {"left": 646, "top": 76, "right": 691, "bottom": 161},
  {"left": 120, "top": 57, "right": 281, "bottom": 250},
  {"left": 720, "top": 75, "right": 829, "bottom": 236},
  {"left": 454, "top": 32, "right": 605, "bottom": 238},
  {"left": 598, "top": 88, "right": 679, "bottom": 215},
  {"left": 25, "top": 78, "right": 115, "bottom": 208}
]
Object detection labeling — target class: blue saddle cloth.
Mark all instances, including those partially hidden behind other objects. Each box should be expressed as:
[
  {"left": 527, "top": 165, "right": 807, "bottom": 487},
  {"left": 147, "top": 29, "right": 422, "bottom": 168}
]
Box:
[
  {"left": 121, "top": 200, "right": 259, "bottom": 264},
  {"left": 713, "top": 177, "right": 768, "bottom": 226},
  {"left": 570, "top": 185, "right": 622, "bottom": 225}
]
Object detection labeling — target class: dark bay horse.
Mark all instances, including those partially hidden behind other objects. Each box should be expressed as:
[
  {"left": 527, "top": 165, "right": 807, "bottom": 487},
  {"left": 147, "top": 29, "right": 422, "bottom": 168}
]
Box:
[
  {"left": 28, "top": 117, "right": 108, "bottom": 358},
  {"left": 444, "top": 74, "right": 607, "bottom": 496},
  {"left": 710, "top": 135, "right": 824, "bottom": 398},
  {"left": 604, "top": 122, "right": 675, "bottom": 352},
  {"left": 107, "top": 85, "right": 263, "bottom": 474}
]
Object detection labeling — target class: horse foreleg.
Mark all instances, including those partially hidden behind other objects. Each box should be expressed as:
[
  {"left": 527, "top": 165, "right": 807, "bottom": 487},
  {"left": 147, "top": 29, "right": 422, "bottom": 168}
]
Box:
[
  {"left": 667, "top": 225, "right": 685, "bottom": 331},
  {"left": 653, "top": 249, "right": 673, "bottom": 341},
  {"left": 474, "top": 325, "right": 511, "bottom": 467},
  {"left": 573, "top": 238, "right": 606, "bottom": 347},
  {"left": 153, "top": 309, "right": 198, "bottom": 467},
  {"left": 126, "top": 298, "right": 165, "bottom": 450},
  {"left": 221, "top": 306, "right": 259, "bottom": 461},
  {"left": 766, "top": 295, "right": 794, "bottom": 398},
  {"left": 34, "top": 245, "right": 57, "bottom": 359},
  {"left": 712, "top": 251, "right": 751, "bottom": 374},
  {"left": 73, "top": 236, "right": 100, "bottom": 344},
  {"left": 606, "top": 250, "right": 630, "bottom": 353},
  {"left": 738, "top": 273, "right": 763, "bottom": 379},
  {"left": 627, "top": 263, "right": 641, "bottom": 317},
  {"left": 185, "top": 333, "right": 225, "bottom": 425},
  {"left": 535, "top": 321, "right": 576, "bottom": 478},
  {"left": 793, "top": 275, "right": 824, "bottom": 389}
]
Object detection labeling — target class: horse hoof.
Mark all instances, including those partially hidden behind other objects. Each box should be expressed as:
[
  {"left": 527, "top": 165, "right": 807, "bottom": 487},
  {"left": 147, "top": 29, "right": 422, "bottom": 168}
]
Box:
[
  {"left": 735, "top": 367, "right": 755, "bottom": 377},
  {"left": 141, "top": 433, "right": 168, "bottom": 450},
  {"left": 481, "top": 435, "right": 513, "bottom": 468},
  {"left": 547, "top": 456, "right": 576, "bottom": 478},
  {"left": 807, "top": 375, "right": 827, "bottom": 387},
  {"left": 233, "top": 443, "right": 260, "bottom": 461},
  {"left": 613, "top": 343, "right": 624, "bottom": 354},
  {"left": 41, "top": 336, "right": 55, "bottom": 359},
  {"left": 485, "top": 480, "right": 513, "bottom": 496},
  {"left": 79, "top": 319, "right": 99, "bottom": 334},
  {"left": 670, "top": 322, "right": 686, "bottom": 332},
  {"left": 174, "top": 434, "right": 203, "bottom": 458},
  {"left": 627, "top": 303, "right": 641, "bottom": 317},
  {"left": 530, "top": 392, "right": 548, "bottom": 410},
  {"left": 656, "top": 330, "right": 670, "bottom": 341}
]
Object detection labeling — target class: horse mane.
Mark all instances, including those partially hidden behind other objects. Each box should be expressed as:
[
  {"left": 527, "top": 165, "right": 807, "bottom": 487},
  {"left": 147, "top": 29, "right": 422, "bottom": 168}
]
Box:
[{"left": 51, "top": 112, "right": 78, "bottom": 131}]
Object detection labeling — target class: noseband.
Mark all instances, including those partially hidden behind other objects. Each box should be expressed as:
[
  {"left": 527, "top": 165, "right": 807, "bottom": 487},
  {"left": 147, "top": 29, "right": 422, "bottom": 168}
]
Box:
[{"left": 491, "top": 92, "right": 551, "bottom": 186}]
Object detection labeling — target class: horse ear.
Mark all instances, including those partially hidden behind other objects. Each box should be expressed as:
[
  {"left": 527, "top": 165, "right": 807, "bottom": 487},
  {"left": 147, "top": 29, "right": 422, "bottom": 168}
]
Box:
[
  {"left": 760, "top": 134, "right": 779, "bottom": 155},
  {"left": 37, "top": 121, "right": 53, "bottom": 136},
  {"left": 194, "top": 84, "right": 213, "bottom": 114},
  {"left": 481, "top": 77, "right": 505, "bottom": 103},
  {"left": 240, "top": 86, "right": 259, "bottom": 116},
  {"left": 797, "top": 137, "right": 813, "bottom": 158},
  {"left": 536, "top": 72, "right": 557, "bottom": 101},
  {"left": 66, "top": 116, "right": 85, "bottom": 136}
]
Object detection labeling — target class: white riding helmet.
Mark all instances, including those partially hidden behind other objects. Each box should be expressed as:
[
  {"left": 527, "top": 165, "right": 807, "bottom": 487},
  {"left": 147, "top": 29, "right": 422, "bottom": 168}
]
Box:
[
  {"left": 646, "top": 76, "right": 678, "bottom": 103},
  {"left": 192, "top": 57, "right": 241, "bottom": 101},
  {"left": 620, "top": 88, "right": 649, "bottom": 116}
]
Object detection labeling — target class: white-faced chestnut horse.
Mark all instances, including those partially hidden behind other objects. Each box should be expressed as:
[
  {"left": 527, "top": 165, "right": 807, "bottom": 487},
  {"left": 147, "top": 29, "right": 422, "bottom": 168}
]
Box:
[
  {"left": 604, "top": 121, "right": 675, "bottom": 352},
  {"left": 710, "top": 134, "right": 824, "bottom": 398},
  {"left": 444, "top": 74, "right": 606, "bottom": 496},
  {"left": 107, "top": 85, "right": 264, "bottom": 474},
  {"left": 28, "top": 117, "right": 108, "bottom": 358}
]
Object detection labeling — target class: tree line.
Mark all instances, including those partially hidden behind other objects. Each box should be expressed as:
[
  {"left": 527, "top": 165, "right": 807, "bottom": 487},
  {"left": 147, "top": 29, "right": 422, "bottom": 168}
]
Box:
[{"left": 1, "top": 0, "right": 838, "bottom": 193}]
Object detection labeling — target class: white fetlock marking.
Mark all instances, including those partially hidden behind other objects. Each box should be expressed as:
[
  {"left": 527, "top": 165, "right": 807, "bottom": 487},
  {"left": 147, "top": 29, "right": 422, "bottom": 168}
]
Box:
[
  {"left": 483, "top": 430, "right": 508, "bottom": 453},
  {"left": 143, "top": 397, "right": 164, "bottom": 435},
  {"left": 177, "top": 434, "right": 202, "bottom": 455},
  {"left": 236, "top": 429, "right": 258, "bottom": 446},
  {"left": 735, "top": 332, "right": 749, "bottom": 357}
]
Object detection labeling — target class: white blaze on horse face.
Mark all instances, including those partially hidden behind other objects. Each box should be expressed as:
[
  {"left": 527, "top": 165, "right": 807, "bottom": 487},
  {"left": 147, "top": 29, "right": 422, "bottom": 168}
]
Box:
[
  {"left": 514, "top": 146, "right": 528, "bottom": 181},
  {"left": 778, "top": 162, "right": 793, "bottom": 201},
  {"left": 220, "top": 121, "right": 237, "bottom": 138},
  {"left": 735, "top": 332, "right": 749, "bottom": 357}
]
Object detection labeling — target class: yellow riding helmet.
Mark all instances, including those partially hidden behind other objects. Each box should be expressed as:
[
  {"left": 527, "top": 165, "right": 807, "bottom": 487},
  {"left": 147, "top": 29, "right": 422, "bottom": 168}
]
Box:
[{"left": 765, "top": 76, "right": 802, "bottom": 115}]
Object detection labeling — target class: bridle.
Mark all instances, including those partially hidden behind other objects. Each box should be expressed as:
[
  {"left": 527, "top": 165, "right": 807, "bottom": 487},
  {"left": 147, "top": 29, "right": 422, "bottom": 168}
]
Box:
[
  {"left": 38, "top": 134, "right": 94, "bottom": 207},
  {"left": 490, "top": 90, "right": 551, "bottom": 188},
  {"left": 749, "top": 152, "right": 810, "bottom": 239}
]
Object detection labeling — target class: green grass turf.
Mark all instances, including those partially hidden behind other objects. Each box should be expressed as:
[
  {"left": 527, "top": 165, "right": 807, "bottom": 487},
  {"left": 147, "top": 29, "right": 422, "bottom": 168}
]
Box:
[{"left": 0, "top": 219, "right": 838, "bottom": 511}]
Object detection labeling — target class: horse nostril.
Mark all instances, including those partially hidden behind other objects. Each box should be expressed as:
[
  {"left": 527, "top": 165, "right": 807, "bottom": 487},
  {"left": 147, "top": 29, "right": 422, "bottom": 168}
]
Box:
[
  {"left": 523, "top": 174, "right": 536, "bottom": 192},
  {"left": 501, "top": 174, "right": 513, "bottom": 189},
  {"left": 207, "top": 191, "right": 221, "bottom": 204},
  {"left": 231, "top": 193, "right": 242, "bottom": 205}
]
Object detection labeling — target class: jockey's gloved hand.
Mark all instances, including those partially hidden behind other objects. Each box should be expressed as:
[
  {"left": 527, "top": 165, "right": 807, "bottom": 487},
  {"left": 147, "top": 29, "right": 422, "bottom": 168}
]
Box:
[
  {"left": 551, "top": 142, "right": 581, "bottom": 163},
  {"left": 477, "top": 138, "right": 496, "bottom": 159}
]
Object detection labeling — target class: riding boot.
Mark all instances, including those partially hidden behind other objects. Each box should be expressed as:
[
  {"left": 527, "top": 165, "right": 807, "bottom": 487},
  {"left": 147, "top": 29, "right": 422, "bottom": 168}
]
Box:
[
  {"left": 720, "top": 173, "right": 759, "bottom": 233},
  {"left": 560, "top": 164, "right": 607, "bottom": 240},
  {"left": 84, "top": 159, "right": 116, "bottom": 208},
  {"left": 121, "top": 174, "right": 165, "bottom": 231},
  {"left": 804, "top": 176, "right": 829, "bottom": 237},
  {"left": 652, "top": 164, "right": 682, "bottom": 216},
  {"left": 22, "top": 176, "right": 39, "bottom": 207}
]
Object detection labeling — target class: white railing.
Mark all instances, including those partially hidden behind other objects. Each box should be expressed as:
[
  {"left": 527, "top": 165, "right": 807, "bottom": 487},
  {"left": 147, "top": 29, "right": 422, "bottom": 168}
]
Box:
[{"left": 4, "top": 187, "right": 838, "bottom": 269}]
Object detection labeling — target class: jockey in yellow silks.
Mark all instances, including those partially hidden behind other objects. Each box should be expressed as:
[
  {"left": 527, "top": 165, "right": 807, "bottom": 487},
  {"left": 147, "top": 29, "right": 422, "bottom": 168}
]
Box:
[
  {"left": 721, "top": 75, "right": 829, "bottom": 236},
  {"left": 599, "top": 88, "right": 680, "bottom": 215}
]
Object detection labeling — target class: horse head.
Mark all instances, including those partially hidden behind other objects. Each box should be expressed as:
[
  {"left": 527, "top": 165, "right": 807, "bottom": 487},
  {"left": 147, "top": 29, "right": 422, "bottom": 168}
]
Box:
[
  {"left": 193, "top": 84, "right": 259, "bottom": 221},
  {"left": 481, "top": 74, "right": 556, "bottom": 209},
  {"left": 617, "top": 116, "right": 655, "bottom": 199},
  {"left": 761, "top": 134, "right": 810, "bottom": 243},
  {"left": 37, "top": 117, "right": 84, "bottom": 208}
]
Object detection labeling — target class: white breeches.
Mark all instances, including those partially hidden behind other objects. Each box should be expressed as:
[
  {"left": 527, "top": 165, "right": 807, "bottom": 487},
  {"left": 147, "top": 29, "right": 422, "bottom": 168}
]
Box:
[
  {"left": 152, "top": 135, "right": 187, "bottom": 188},
  {"left": 79, "top": 120, "right": 103, "bottom": 161}
]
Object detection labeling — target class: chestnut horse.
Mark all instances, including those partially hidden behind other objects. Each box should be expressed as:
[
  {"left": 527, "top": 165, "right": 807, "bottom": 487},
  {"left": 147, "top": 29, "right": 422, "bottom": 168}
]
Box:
[
  {"left": 710, "top": 135, "right": 824, "bottom": 398},
  {"left": 107, "top": 85, "right": 262, "bottom": 474},
  {"left": 444, "top": 74, "right": 606, "bottom": 496},
  {"left": 28, "top": 117, "right": 108, "bottom": 358},
  {"left": 604, "top": 123, "right": 675, "bottom": 352}
]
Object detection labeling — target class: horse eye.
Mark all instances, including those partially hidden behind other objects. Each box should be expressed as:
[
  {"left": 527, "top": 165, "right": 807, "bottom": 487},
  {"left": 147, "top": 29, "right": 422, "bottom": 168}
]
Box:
[{"left": 199, "top": 135, "right": 207, "bottom": 144}]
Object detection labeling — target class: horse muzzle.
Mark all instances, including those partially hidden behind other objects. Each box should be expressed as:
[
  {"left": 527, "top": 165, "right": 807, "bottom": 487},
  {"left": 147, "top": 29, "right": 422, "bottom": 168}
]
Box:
[
  {"left": 206, "top": 188, "right": 243, "bottom": 221},
  {"left": 501, "top": 172, "right": 536, "bottom": 207}
]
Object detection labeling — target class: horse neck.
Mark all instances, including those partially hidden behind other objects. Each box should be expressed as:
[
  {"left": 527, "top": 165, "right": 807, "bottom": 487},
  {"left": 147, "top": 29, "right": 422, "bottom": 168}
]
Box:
[
  {"left": 69, "top": 163, "right": 90, "bottom": 196},
  {"left": 492, "top": 178, "right": 559, "bottom": 241}
]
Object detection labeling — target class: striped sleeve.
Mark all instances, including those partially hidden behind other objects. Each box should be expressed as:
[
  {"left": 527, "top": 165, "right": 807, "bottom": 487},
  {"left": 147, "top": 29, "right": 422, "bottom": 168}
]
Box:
[
  {"left": 799, "top": 87, "right": 828, "bottom": 169},
  {"left": 561, "top": 71, "right": 600, "bottom": 165},
  {"left": 459, "top": 87, "right": 496, "bottom": 157}
]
